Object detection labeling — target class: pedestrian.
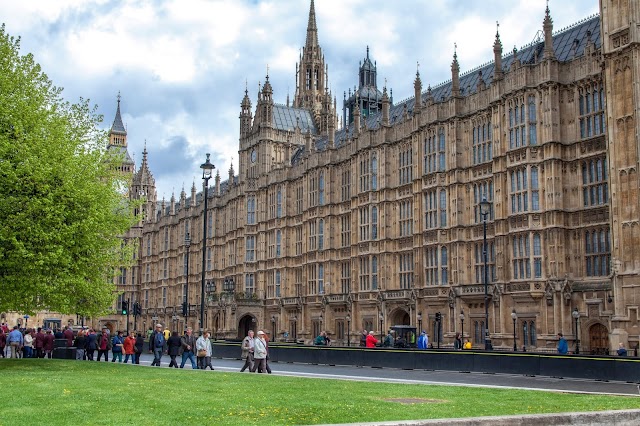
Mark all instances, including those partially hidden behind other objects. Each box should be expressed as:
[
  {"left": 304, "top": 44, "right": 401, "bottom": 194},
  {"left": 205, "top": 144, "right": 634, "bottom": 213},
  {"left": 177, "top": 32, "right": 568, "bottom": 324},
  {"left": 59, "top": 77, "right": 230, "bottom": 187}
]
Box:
[
  {"left": 7, "top": 326, "right": 23, "bottom": 358},
  {"left": 180, "top": 327, "right": 198, "bottom": 369},
  {"left": 264, "top": 332, "right": 272, "bottom": 374},
  {"left": 557, "top": 333, "right": 568, "bottom": 355},
  {"left": 35, "top": 327, "right": 45, "bottom": 358},
  {"left": 167, "top": 331, "right": 182, "bottom": 368},
  {"left": 43, "top": 329, "right": 55, "bottom": 359},
  {"left": 314, "top": 331, "right": 328, "bottom": 345},
  {"left": 0, "top": 329, "right": 6, "bottom": 358},
  {"left": 360, "top": 329, "right": 367, "bottom": 347},
  {"left": 617, "top": 342, "right": 628, "bottom": 357},
  {"left": 123, "top": 331, "right": 136, "bottom": 364},
  {"left": 63, "top": 326, "right": 74, "bottom": 347},
  {"left": 134, "top": 332, "right": 144, "bottom": 364},
  {"left": 463, "top": 339, "right": 472, "bottom": 350},
  {"left": 251, "top": 330, "right": 268, "bottom": 373},
  {"left": 85, "top": 329, "right": 97, "bottom": 361},
  {"left": 365, "top": 330, "right": 378, "bottom": 348},
  {"left": 97, "top": 329, "right": 111, "bottom": 361},
  {"left": 151, "top": 324, "right": 165, "bottom": 366},
  {"left": 74, "top": 330, "right": 86, "bottom": 361},
  {"left": 453, "top": 332, "right": 462, "bottom": 350},
  {"left": 240, "top": 330, "right": 255, "bottom": 372},
  {"left": 383, "top": 330, "right": 394, "bottom": 347},
  {"left": 23, "top": 329, "right": 34, "bottom": 358},
  {"left": 196, "top": 330, "right": 214, "bottom": 370},
  {"left": 417, "top": 331, "right": 428, "bottom": 349}
]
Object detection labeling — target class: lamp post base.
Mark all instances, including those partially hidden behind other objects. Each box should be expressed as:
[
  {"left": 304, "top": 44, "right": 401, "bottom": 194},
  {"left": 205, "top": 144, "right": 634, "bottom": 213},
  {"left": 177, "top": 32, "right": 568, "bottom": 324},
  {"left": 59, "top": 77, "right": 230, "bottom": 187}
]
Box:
[{"left": 484, "top": 339, "right": 493, "bottom": 351}]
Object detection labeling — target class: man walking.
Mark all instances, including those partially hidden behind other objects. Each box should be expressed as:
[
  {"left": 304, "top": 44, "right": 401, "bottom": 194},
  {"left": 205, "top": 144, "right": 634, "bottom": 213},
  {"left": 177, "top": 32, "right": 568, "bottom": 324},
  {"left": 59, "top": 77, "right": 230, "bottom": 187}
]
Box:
[
  {"left": 179, "top": 327, "right": 198, "bottom": 369},
  {"left": 7, "top": 326, "right": 23, "bottom": 358},
  {"left": 240, "top": 330, "right": 255, "bottom": 372},
  {"left": 151, "top": 324, "right": 165, "bottom": 366},
  {"left": 557, "top": 333, "right": 568, "bottom": 355},
  {"left": 35, "top": 327, "right": 45, "bottom": 358}
]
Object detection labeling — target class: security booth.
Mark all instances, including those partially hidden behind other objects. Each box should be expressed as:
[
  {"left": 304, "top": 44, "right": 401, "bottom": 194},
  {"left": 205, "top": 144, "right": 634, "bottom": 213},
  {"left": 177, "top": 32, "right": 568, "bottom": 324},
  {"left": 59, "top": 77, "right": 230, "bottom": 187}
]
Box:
[{"left": 390, "top": 325, "right": 417, "bottom": 348}]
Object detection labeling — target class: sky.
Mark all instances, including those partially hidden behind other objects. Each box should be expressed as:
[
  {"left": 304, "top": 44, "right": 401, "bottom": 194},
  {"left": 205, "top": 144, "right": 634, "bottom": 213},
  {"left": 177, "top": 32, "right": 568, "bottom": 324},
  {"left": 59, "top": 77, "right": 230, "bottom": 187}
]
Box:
[{"left": 2, "top": 0, "right": 598, "bottom": 200}]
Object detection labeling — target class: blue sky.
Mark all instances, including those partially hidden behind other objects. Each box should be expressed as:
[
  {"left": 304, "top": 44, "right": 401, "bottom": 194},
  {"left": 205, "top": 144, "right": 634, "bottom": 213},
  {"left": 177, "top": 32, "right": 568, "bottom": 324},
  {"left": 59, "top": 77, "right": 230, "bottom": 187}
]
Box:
[{"left": 1, "top": 0, "right": 598, "bottom": 199}]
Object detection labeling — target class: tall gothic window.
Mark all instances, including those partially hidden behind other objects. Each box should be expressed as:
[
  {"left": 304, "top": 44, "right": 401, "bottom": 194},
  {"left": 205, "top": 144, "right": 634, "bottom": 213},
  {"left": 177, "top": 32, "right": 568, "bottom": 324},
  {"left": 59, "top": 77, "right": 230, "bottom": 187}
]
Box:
[
  {"left": 318, "top": 171, "right": 325, "bottom": 205},
  {"left": 528, "top": 95, "right": 537, "bottom": 145},
  {"left": 275, "top": 270, "right": 281, "bottom": 298},
  {"left": 308, "top": 220, "right": 317, "bottom": 251},
  {"left": 341, "top": 261, "right": 351, "bottom": 293},
  {"left": 341, "top": 168, "right": 351, "bottom": 202},
  {"left": 424, "top": 246, "right": 447, "bottom": 285},
  {"left": 341, "top": 214, "right": 351, "bottom": 247},
  {"left": 579, "top": 83, "right": 605, "bottom": 139},
  {"left": 473, "top": 181, "right": 494, "bottom": 223},
  {"left": 247, "top": 195, "right": 256, "bottom": 225},
  {"left": 296, "top": 183, "right": 303, "bottom": 214},
  {"left": 512, "top": 234, "right": 532, "bottom": 279},
  {"left": 276, "top": 187, "right": 283, "bottom": 218},
  {"left": 372, "top": 256, "right": 378, "bottom": 290},
  {"left": 423, "top": 131, "right": 438, "bottom": 173},
  {"left": 510, "top": 167, "right": 539, "bottom": 213},
  {"left": 439, "top": 190, "right": 447, "bottom": 227},
  {"left": 371, "top": 155, "right": 378, "bottom": 190},
  {"left": 585, "top": 228, "right": 610, "bottom": 276},
  {"left": 359, "top": 154, "right": 370, "bottom": 192},
  {"left": 508, "top": 97, "right": 526, "bottom": 149},
  {"left": 472, "top": 120, "right": 492, "bottom": 164},
  {"left": 399, "top": 145, "right": 413, "bottom": 185},
  {"left": 399, "top": 252, "right": 413, "bottom": 289},
  {"left": 318, "top": 219, "right": 325, "bottom": 250},
  {"left": 582, "top": 158, "right": 608, "bottom": 207},
  {"left": 359, "top": 206, "right": 377, "bottom": 242},
  {"left": 399, "top": 199, "right": 413, "bottom": 237},
  {"left": 276, "top": 230, "right": 282, "bottom": 258},
  {"left": 309, "top": 174, "right": 318, "bottom": 207},
  {"left": 438, "top": 128, "right": 446, "bottom": 171},
  {"left": 474, "top": 241, "right": 496, "bottom": 283},
  {"left": 245, "top": 273, "right": 255, "bottom": 296},
  {"left": 424, "top": 189, "right": 446, "bottom": 229},
  {"left": 246, "top": 235, "right": 255, "bottom": 262}
]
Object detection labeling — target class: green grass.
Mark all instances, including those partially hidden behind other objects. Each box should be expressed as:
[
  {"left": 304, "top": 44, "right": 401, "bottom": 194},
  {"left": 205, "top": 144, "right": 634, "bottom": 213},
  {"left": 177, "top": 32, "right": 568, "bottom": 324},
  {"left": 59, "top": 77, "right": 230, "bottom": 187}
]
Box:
[{"left": 1, "top": 359, "right": 639, "bottom": 425}]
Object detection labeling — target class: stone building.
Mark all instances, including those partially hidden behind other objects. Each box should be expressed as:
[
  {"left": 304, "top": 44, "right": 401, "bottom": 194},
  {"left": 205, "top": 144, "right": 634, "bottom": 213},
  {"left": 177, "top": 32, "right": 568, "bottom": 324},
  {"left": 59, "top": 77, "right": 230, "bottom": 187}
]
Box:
[{"left": 106, "top": 0, "right": 639, "bottom": 354}]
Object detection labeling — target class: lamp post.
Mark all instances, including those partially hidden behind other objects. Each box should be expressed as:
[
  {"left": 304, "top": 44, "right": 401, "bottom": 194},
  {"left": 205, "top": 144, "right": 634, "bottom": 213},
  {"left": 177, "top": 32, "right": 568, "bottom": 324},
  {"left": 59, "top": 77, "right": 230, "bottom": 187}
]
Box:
[
  {"left": 200, "top": 153, "right": 215, "bottom": 336},
  {"left": 346, "top": 314, "right": 351, "bottom": 347},
  {"left": 379, "top": 312, "right": 384, "bottom": 342},
  {"left": 479, "top": 195, "right": 492, "bottom": 350},
  {"left": 319, "top": 312, "right": 323, "bottom": 334},
  {"left": 184, "top": 232, "right": 191, "bottom": 319},
  {"left": 511, "top": 309, "right": 518, "bottom": 352},
  {"left": 459, "top": 309, "right": 465, "bottom": 340},
  {"left": 271, "top": 315, "right": 276, "bottom": 341},
  {"left": 417, "top": 312, "right": 422, "bottom": 333},
  {"left": 572, "top": 308, "right": 580, "bottom": 354}
]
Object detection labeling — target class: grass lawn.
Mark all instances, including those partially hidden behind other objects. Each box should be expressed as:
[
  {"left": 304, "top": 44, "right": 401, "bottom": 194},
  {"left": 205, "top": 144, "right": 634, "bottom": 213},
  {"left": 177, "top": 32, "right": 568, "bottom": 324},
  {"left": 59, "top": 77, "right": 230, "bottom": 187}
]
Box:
[{"left": 1, "top": 359, "right": 639, "bottom": 425}]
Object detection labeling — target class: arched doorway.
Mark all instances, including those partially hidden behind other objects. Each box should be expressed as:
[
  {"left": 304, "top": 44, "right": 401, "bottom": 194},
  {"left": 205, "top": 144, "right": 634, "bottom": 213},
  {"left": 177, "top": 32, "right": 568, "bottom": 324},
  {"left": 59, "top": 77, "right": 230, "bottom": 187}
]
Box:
[
  {"left": 103, "top": 322, "right": 115, "bottom": 335},
  {"left": 589, "top": 323, "right": 609, "bottom": 355},
  {"left": 237, "top": 314, "right": 257, "bottom": 340},
  {"left": 390, "top": 309, "right": 410, "bottom": 326}
]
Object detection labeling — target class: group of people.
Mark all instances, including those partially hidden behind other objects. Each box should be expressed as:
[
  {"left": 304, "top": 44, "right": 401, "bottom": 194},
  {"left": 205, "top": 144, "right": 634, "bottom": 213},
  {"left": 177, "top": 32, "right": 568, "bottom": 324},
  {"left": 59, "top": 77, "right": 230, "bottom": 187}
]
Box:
[
  {"left": 148, "top": 324, "right": 214, "bottom": 370},
  {"left": 1, "top": 325, "right": 64, "bottom": 359},
  {"left": 239, "top": 329, "right": 272, "bottom": 373}
]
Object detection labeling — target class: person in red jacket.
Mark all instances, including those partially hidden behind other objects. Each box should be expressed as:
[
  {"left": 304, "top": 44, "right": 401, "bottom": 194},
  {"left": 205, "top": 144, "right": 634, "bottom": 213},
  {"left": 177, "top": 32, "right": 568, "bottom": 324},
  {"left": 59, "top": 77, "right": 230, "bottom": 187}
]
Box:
[
  {"left": 123, "top": 331, "right": 136, "bottom": 364},
  {"left": 43, "top": 329, "right": 55, "bottom": 359},
  {"left": 63, "top": 326, "right": 74, "bottom": 347},
  {"left": 365, "top": 331, "right": 378, "bottom": 348},
  {"left": 35, "top": 327, "right": 45, "bottom": 358}
]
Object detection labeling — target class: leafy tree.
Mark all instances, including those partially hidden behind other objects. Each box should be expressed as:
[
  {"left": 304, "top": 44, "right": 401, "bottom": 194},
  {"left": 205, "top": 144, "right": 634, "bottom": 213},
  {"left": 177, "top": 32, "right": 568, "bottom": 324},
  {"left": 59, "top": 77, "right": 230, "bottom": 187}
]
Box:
[{"left": 0, "top": 24, "right": 138, "bottom": 317}]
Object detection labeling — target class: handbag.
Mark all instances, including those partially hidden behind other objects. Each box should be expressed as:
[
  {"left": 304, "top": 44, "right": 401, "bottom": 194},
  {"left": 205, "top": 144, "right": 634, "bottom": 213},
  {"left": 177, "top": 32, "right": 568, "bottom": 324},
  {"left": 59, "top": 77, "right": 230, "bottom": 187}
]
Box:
[{"left": 197, "top": 349, "right": 207, "bottom": 357}]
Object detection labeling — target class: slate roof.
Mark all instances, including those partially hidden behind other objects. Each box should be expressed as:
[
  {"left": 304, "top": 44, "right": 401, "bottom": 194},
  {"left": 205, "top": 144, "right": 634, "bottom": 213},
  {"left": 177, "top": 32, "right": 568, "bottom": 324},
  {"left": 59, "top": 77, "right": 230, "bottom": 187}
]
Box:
[
  {"left": 273, "top": 104, "right": 317, "bottom": 133},
  {"left": 295, "top": 14, "right": 601, "bottom": 161}
]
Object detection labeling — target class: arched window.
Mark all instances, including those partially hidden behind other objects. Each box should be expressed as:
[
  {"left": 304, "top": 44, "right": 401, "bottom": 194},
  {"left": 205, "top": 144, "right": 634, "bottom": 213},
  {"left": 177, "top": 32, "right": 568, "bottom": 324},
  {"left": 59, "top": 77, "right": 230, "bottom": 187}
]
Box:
[
  {"left": 276, "top": 188, "right": 282, "bottom": 218},
  {"left": 441, "top": 246, "right": 448, "bottom": 285},
  {"left": 318, "top": 172, "right": 325, "bottom": 206},
  {"left": 371, "top": 156, "right": 378, "bottom": 190},
  {"left": 371, "top": 206, "right": 378, "bottom": 240},
  {"left": 439, "top": 190, "right": 447, "bottom": 227},
  {"left": 438, "top": 129, "right": 446, "bottom": 171},
  {"left": 318, "top": 219, "right": 324, "bottom": 250},
  {"left": 372, "top": 256, "right": 378, "bottom": 290}
]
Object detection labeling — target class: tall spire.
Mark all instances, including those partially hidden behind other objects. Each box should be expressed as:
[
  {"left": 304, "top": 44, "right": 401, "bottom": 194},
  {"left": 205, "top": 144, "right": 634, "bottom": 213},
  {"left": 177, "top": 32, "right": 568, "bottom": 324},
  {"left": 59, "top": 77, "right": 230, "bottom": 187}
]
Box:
[
  {"left": 543, "top": 3, "right": 556, "bottom": 60},
  {"left": 493, "top": 21, "right": 503, "bottom": 80},
  {"left": 305, "top": 0, "right": 318, "bottom": 48},
  {"left": 110, "top": 91, "right": 127, "bottom": 135}
]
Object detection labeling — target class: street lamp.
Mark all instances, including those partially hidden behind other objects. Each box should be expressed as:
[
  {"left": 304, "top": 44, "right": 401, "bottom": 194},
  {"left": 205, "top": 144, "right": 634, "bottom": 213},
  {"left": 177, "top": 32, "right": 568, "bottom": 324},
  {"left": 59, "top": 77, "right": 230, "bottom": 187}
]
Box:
[
  {"left": 511, "top": 309, "right": 518, "bottom": 352},
  {"left": 572, "top": 308, "right": 580, "bottom": 354},
  {"left": 200, "top": 153, "right": 215, "bottom": 336},
  {"left": 184, "top": 232, "right": 191, "bottom": 318},
  {"left": 271, "top": 315, "right": 276, "bottom": 341},
  {"left": 319, "top": 312, "right": 323, "bottom": 333},
  {"left": 379, "top": 312, "right": 384, "bottom": 342},
  {"left": 345, "top": 314, "right": 351, "bottom": 347},
  {"left": 479, "top": 195, "right": 492, "bottom": 350},
  {"left": 459, "top": 309, "right": 465, "bottom": 340},
  {"left": 417, "top": 312, "right": 422, "bottom": 332}
]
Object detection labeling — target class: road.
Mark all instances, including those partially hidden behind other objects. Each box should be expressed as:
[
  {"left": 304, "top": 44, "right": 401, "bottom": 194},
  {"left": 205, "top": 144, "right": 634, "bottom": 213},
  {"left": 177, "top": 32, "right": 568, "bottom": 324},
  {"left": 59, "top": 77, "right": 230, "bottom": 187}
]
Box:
[{"left": 133, "top": 352, "right": 640, "bottom": 396}]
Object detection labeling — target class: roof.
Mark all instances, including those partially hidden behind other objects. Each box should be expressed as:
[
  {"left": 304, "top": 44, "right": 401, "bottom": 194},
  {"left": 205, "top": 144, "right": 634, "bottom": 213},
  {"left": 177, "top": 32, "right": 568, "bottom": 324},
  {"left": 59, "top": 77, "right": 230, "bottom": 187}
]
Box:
[
  {"left": 301, "top": 14, "right": 601, "bottom": 161},
  {"left": 273, "top": 104, "right": 317, "bottom": 133},
  {"left": 107, "top": 145, "right": 134, "bottom": 164},
  {"left": 110, "top": 99, "right": 127, "bottom": 135}
]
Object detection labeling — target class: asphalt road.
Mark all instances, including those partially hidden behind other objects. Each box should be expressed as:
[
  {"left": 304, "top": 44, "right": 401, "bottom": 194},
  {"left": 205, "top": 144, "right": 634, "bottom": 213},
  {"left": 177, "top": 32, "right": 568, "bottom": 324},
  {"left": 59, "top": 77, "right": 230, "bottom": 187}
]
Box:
[{"left": 132, "top": 352, "right": 640, "bottom": 396}]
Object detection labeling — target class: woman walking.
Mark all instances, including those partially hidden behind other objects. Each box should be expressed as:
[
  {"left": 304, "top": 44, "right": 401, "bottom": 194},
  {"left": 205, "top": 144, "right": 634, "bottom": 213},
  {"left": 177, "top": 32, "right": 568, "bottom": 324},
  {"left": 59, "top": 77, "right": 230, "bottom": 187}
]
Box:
[
  {"left": 167, "top": 331, "right": 182, "bottom": 368},
  {"left": 196, "top": 331, "right": 214, "bottom": 370},
  {"left": 74, "top": 330, "right": 86, "bottom": 360},
  {"left": 251, "top": 331, "right": 268, "bottom": 373},
  {"left": 123, "top": 331, "right": 136, "bottom": 364},
  {"left": 134, "top": 332, "right": 145, "bottom": 364}
]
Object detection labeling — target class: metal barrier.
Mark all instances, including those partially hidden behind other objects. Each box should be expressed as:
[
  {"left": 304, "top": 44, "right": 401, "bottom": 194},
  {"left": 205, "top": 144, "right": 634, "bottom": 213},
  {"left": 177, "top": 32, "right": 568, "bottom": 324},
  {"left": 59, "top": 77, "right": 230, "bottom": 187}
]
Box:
[{"left": 212, "top": 342, "right": 640, "bottom": 382}]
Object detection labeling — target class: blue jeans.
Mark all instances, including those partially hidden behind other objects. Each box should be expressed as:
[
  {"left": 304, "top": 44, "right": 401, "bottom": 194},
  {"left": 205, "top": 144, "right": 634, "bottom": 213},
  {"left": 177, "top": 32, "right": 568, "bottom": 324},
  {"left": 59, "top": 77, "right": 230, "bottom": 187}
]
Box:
[
  {"left": 180, "top": 351, "right": 198, "bottom": 369},
  {"left": 123, "top": 354, "right": 134, "bottom": 363},
  {"left": 23, "top": 346, "right": 33, "bottom": 358},
  {"left": 152, "top": 348, "right": 163, "bottom": 366}
]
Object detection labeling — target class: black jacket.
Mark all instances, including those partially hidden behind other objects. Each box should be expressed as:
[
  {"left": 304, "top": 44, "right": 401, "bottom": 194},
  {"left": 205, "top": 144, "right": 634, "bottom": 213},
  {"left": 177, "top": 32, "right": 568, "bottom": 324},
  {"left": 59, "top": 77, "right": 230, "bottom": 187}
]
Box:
[
  {"left": 135, "top": 336, "right": 145, "bottom": 353},
  {"left": 167, "top": 336, "right": 182, "bottom": 356}
]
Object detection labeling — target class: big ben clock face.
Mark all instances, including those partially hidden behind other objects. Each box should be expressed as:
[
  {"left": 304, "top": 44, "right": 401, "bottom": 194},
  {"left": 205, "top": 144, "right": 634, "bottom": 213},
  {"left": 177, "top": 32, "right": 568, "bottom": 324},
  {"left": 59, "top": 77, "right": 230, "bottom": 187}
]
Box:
[{"left": 251, "top": 149, "right": 257, "bottom": 163}]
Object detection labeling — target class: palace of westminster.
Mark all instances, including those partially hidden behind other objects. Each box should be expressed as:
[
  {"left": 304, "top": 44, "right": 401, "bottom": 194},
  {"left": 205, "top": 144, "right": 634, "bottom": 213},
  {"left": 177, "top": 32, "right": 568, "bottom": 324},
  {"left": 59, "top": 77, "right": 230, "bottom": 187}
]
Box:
[{"left": 10, "top": 0, "right": 639, "bottom": 354}]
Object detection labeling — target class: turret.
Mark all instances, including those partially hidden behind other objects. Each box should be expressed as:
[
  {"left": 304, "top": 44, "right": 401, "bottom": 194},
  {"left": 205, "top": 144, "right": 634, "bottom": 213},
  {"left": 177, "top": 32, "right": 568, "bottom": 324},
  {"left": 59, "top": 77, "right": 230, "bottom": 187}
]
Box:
[
  {"left": 214, "top": 171, "right": 221, "bottom": 196},
  {"left": 191, "top": 181, "right": 197, "bottom": 206},
  {"left": 239, "top": 83, "right": 252, "bottom": 138},
  {"left": 170, "top": 192, "right": 176, "bottom": 215},
  {"left": 543, "top": 5, "right": 555, "bottom": 60},
  {"left": 493, "top": 23, "right": 503, "bottom": 80},
  {"left": 353, "top": 97, "right": 361, "bottom": 135},
  {"left": 180, "top": 185, "right": 186, "bottom": 208},
  {"left": 382, "top": 86, "right": 390, "bottom": 126},
  {"left": 451, "top": 46, "right": 460, "bottom": 97},
  {"left": 414, "top": 66, "right": 422, "bottom": 112}
]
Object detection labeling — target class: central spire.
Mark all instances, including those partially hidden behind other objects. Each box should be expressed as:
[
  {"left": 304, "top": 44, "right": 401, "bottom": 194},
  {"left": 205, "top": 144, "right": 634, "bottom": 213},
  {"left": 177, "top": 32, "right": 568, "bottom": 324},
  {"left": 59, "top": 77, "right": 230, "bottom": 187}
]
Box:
[{"left": 305, "top": 0, "right": 318, "bottom": 48}]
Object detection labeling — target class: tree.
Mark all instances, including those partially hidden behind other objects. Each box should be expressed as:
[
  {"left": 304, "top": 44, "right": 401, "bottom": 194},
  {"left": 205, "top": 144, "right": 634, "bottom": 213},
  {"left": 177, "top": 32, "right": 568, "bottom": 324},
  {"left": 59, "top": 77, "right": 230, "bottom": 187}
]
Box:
[{"left": 0, "top": 24, "right": 138, "bottom": 317}]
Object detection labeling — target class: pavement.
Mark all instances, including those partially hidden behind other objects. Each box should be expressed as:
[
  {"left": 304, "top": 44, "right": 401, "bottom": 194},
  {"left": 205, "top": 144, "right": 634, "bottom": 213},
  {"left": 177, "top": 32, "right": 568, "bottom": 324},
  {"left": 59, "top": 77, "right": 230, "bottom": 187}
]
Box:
[{"left": 131, "top": 352, "right": 640, "bottom": 397}]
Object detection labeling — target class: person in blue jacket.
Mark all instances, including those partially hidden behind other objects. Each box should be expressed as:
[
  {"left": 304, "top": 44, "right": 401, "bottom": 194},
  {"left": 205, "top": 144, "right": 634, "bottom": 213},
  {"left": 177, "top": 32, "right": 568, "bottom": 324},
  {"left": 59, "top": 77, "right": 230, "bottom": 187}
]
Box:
[{"left": 557, "top": 333, "right": 568, "bottom": 355}]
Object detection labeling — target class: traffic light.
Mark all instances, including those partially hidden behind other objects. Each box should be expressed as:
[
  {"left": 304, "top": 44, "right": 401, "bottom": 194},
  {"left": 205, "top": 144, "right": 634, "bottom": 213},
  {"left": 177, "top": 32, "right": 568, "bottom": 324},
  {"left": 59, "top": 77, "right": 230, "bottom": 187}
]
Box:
[
  {"left": 121, "top": 300, "right": 129, "bottom": 315},
  {"left": 132, "top": 301, "right": 141, "bottom": 316},
  {"left": 435, "top": 312, "right": 441, "bottom": 322}
]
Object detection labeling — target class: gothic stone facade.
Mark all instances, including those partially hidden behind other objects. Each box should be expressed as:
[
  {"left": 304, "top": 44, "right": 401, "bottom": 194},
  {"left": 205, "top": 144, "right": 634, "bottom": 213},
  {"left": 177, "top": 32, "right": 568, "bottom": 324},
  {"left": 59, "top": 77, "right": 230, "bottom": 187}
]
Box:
[{"left": 108, "top": 0, "right": 639, "bottom": 354}]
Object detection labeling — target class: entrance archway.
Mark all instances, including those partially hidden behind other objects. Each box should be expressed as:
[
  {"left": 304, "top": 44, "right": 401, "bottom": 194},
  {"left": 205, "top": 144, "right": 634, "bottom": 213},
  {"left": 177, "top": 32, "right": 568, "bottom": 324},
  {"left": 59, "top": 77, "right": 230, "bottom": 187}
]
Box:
[
  {"left": 390, "top": 309, "right": 410, "bottom": 326},
  {"left": 588, "top": 323, "right": 609, "bottom": 355},
  {"left": 237, "top": 314, "right": 257, "bottom": 340}
]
